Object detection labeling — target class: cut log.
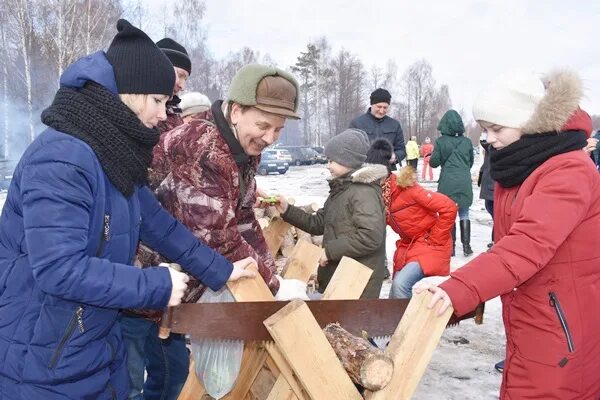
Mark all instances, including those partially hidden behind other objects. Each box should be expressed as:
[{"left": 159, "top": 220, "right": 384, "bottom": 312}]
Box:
[
  {"left": 294, "top": 227, "right": 312, "bottom": 244},
  {"left": 280, "top": 228, "right": 296, "bottom": 258},
  {"left": 258, "top": 217, "right": 270, "bottom": 229},
  {"left": 254, "top": 207, "right": 266, "bottom": 219},
  {"left": 323, "top": 323, "right": 393, "bottom": 391}
]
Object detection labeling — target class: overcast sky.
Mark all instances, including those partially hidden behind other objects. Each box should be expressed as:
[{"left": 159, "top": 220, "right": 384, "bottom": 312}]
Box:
[{"left": 193, "top": 0, "right": 600, "bottom": 120}]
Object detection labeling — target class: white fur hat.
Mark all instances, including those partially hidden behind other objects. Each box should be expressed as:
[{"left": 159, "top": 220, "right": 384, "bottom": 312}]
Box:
[
  {"left": 180, "top": 92, "right": 211, "bottom": 117},
  {"left": 473, "top": 71, "right": 545, "bottom": 129}
]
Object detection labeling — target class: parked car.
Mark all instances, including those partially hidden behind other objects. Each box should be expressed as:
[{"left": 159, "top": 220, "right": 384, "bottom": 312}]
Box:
[
  {"left": 310, "top": 147, "right": 327, "bottom": 164},
  {"left": 264, "top": 148, "right": 293, "bottom": 162},
  {"left": 0, "top": 160, "right": 16, "bottom": 191},
  {"left": 278, "top": 146, "right": 317, "bottom": 166},
  {"left": 258, "top": 152, "right": 289, "bottom": 175}
]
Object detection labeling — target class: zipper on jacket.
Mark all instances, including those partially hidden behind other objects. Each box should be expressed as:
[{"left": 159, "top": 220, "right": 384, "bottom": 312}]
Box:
[
  {"left": 107, "top": 383, "right": 117, "bottom": 400},
  {"left": 549, "top": 292, "right": 575, "bottom": 353},
  {"left": 95, "top": 214, "right": 111, "bottom": 257},
  {"left": 48, "top": 305, "right": 85, "bottom": 369}
]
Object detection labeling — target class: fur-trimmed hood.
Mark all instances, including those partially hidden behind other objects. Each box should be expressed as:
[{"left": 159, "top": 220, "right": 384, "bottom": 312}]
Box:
[
  {"left": 522, "top": 70, "right": 583, "bottom": 134},
  {"left": 351, "top": 163, "right": 389, "bottom": 183}
]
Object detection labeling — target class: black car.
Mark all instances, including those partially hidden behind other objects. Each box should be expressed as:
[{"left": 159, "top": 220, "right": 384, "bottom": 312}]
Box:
[
  {"left": 0, "top": 160, "right": 16, "bottom": 191},
  {"left": 258, "top": 152, "right": 289, "bottom": 175}
]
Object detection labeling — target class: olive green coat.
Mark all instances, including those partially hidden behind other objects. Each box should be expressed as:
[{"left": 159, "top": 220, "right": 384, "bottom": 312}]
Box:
[
  {"left": 430, "top": 110, "right": 474, "bottom": 209},
  {"left": 282, "top": 164, "right": 388, "bottom": 298}
]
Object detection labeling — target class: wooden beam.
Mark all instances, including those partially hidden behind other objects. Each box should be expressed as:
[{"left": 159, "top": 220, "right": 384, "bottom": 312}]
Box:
[
  {"left": 266, "top": 375, "right": 297, "bottom": 400},
  {"left": 263, "top": 217, "right": 292, "bottom": 257},
  {"left": 227, "top": 263, "right": 273, "bottom": 302},
  {"left": 322, "top": 256, "right": 373, "bottom": 300},
  {"left": 281, "top": 240, "right": 323, "bottom": 283},
  {"left": 222, "top": 343, "right": 268, "bottom": 400},
  {"left": 364, "top": 291, "right": 453, "bottom": 400},
  {"left": 264, "top": 300, "right": 363, "bottom": 400},
  {"left": 264, "top": 343, "right": 307, "bottom": 400}
]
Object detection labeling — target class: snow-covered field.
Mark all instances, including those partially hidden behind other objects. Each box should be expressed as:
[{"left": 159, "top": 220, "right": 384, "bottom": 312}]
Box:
[
  {"left": 0, "top": 158, "right": 504, "bottom": 399},
  {"left": 257, "top": 161, "right": 505, "bottom": 400}
]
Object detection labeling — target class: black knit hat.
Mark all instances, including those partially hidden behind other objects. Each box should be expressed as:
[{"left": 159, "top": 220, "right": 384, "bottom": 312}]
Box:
[
  {"left": 106, "top": 19, "right": 175, "bottom": 95},
  {"left": 366, "top": 138, "right": 394, "bottom": 172},
  {"left": 156, "top": 38, "right": 192, "bottom": 75},
  {"left": 370, "top": 88, "right": 392, "bottom": 105}
]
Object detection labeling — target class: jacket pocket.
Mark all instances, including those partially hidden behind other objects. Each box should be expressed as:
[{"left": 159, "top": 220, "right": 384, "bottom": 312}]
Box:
[
  {"left": 549, "top": 292, "right": 575, "bottom": 354},
  {"left": 48, "top": 305, "right": 85, "bottom": 369}
]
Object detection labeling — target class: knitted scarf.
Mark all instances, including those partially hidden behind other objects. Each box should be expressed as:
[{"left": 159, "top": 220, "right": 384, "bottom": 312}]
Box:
[
  {"left": 490, "top": 131, "right": 587, "bottom": 188},
  {"left": 41, "top": 82, "right": 160, "bottom": 197}
]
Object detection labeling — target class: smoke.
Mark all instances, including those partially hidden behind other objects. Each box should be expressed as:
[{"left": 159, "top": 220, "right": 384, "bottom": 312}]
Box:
[{"left": 0, "top": 100, "right": 46, "bottom": 162}]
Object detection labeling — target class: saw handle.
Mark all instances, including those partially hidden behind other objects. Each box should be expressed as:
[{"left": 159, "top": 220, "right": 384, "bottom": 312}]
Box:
[{"left": 158, "top": 307, "right": 174, "bottom": 339}]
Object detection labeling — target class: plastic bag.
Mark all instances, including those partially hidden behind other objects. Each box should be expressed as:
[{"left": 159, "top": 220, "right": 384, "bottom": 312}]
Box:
[
  {"left": 191, "top": 287, "right": 244, "bottom": 399},
  {"left": 274, "top": 276, "right": 310, "bottom": 301}
]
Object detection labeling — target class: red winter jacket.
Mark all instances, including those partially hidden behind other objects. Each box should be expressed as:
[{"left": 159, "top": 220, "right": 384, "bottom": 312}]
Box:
[
  {"left": 420, "top": 143, "right": 434, "bottom": 160},
  {"left": 440, "top": 150, "right": 600, "bottom": 399},
  {"left": 384, "top": 168, "right": 457, "bottom": 276}
]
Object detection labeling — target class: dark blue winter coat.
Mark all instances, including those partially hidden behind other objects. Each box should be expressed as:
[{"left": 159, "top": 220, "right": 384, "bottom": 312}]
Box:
[
  {"left": 350, "top": 110, "right": 406, "bottom": 165},
  {"left": 0, "top": 52, "right": 233, "bottom": 399}
]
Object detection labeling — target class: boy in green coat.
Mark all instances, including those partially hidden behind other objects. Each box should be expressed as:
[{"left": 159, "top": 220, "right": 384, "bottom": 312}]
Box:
[{"left": 275, "top": 129, "right": 389, "bottom": 298}]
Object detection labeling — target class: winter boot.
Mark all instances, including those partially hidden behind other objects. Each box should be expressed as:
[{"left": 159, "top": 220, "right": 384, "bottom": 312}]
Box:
[
  {"left": 451, "top": 224, "right": 456, "bottom": 257},
  {"left": 494, "top": 359, "right": 505, "bottom": 373},
  {"left": 487, "top": 228, "right": 494, "bottom": 249},
  {"left": 460, "top": 219, "right": 473, "bottom": 256}
]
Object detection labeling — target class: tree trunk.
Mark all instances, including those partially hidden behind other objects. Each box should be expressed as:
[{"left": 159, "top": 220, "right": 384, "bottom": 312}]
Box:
[{"left": 323, "top": 323, "right": 393, "bottom": 391}]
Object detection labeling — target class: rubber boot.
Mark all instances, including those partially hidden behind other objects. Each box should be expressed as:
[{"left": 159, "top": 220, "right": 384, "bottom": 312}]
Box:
[
  {"left": 460, "top": 219, "right": 473, "bottom": 256},
  {"left": 451, "top": 224, "right": 456, "bottom": 257}
]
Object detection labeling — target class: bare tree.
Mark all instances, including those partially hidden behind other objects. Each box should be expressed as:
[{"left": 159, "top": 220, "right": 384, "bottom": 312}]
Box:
[
  {"left": 0, "top": 2, "right": 9, "bottom": 158},
  {"left": 6, "top": 0, "right": 36, "bottom": 142}
]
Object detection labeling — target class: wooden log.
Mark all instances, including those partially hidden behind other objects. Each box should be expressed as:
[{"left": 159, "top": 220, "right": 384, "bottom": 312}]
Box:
[
  {"left": 280, "top": 228, "right": 296, "bottom": 258},
  {"left": 258, "top": 217, "right": 270, "bottom": 229},
  {"left": 263, "top": 300, "right": 363, "bottom": 400},
  {"left": 364, "top": 291, "right": 453, "bottom": 400},
  {"left": 294, "top": 227, "right": 312, "bottom": 244},
  {"left": 254, "top": 207, "right": 266, "bottom": 219},
  {"left": 323, "top": 323, "right": 393, "bottom": 391}
]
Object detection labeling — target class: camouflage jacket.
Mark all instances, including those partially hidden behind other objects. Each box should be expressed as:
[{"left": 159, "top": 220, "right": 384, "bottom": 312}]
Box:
[{"left": 133, "top": 102, "right": 279, "bottom": 320}]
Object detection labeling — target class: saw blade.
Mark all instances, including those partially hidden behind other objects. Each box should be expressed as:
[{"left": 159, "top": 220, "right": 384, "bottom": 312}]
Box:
[{"left": 169, "top": 299, "right": 475, "bottom": 341}]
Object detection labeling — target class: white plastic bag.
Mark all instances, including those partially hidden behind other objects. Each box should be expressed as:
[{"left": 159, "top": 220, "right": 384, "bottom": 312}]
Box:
[
  {"left": 191, "top": 287, "right": 244, "bottom": 399},
  {"left": 274, "top": 275, "right": 310, "bottom": 301}
]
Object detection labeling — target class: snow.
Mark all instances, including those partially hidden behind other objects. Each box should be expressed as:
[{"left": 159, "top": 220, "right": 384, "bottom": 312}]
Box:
[
  {"left": 257, "top": 160, "right": 505, "bottom": 400},
  {"left": 0, "top": 192, "right": 6, "bottom": 213}
]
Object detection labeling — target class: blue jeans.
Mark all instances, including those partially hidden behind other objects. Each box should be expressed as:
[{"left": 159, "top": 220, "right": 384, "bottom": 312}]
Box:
[
  {"left": 118, "top": 315, "right": 189, "bottom": 400},
  {"left": 458, "top": 206, "right": 470, "bottom": 221},
  {"left": 389, "top": 262, "right": 425, "bottom": 299}
]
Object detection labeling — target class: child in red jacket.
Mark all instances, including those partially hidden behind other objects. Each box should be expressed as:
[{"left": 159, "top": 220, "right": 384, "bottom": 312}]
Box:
[{"left": 366, "top": 139, "right": 457, "bottom": 299}]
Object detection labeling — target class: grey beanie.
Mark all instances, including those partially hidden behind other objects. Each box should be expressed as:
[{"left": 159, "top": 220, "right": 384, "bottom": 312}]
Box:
[{"left": 325, "top": 129, "right": 370, "bottom": 169}]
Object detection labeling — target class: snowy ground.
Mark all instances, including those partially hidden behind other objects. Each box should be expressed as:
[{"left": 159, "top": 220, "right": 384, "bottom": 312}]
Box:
[
  {"left": 257, "top": 161, "right": 505, "bottom": 400},
  {"left": 0, "top": 158, "right": 505, "bottom": 399}
]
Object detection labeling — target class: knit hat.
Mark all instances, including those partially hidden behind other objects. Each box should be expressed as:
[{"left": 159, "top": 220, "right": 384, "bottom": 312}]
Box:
[
  {"left": 370, "top": 88, "right": 391, "bottom": 105},
  {"left": 325, "top": 129, "right": 370, "bottom": 169},
  {"left": 156, "top": 38, "right": 192, "bottom": 75},
  {"left": 472, "top": 71, "right": 545, "bottom": 129},
  {"left": 366, "top": 138, "right": 394, "bottom": 167},
  {"left": 180, "top": 92, "right": 211, "bottom": 117},
  {"left": 106, "top": 19, "right": 174, "bottom": 95},
  {"left": 227, "top": 64, "right": 300, "bottom": 119}
]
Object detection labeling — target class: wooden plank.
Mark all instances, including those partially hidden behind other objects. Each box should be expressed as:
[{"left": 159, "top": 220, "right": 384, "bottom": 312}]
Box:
[
  {"left": 227, "top": 264, "right": 273, "bottom": 302},
  {"left": 264, "top": 343, "right": 308, "bottom": 400},
  {"left": 364, "top": 291, "right": 453, "bottom": 400},
  {"left": 322, "top": 256, "right": 373, "bottom": 300},
  {"left": 266, "top": 375, "right": 297, "bottom": 400},
  {"left": 222, "top": 343, "right": 268, "bottom": 399},
  {"left": 264, "top": 300, "right": 362, "bottom": 400},
  {"left": 281, "top": 240, "right": 323, "bottom": 283},
  {"left": 263, "top": 217, "right": 292, "bottom": 257},
  {"left": 177, "top": 359, "right": 206, "bottom": 400}
]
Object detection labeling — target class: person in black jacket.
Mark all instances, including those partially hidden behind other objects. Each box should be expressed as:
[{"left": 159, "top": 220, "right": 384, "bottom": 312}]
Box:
[{"left": 350, "top": 88, "right": 406, "bottom": 170}]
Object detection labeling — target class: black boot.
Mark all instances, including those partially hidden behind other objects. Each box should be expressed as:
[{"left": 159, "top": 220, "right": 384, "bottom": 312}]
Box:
[
  {"left": 451, "top": 224, "right": 456, "bottom": 257},
  {"left": 460, "top": 219, "right": 473, "bottom": 256},
  {"left": 487, "top": 227, "right": 494, "bottom": 249}
]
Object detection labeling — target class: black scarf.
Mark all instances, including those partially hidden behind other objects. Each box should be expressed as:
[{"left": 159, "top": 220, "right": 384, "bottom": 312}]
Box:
[
  {"left": 41, "top": 82, "right": 160, "bottom": 197},
  {"left": 490, "top": 131, "right": 587, "bottom": 188}
]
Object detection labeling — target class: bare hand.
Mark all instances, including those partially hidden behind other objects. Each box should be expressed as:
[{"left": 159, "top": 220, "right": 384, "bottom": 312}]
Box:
[
  {"left": 583, "top": 138, "right": 598, "bottom": 154},
  {"left": 254, "top": 187, "right": 269, "bottom": 208},
  {"left": 390, "top": 153, "right": 397, "bottom": 164},
  {"left": 274, "top": 195, "right": 289, "bottom": 214},
  {"left": 228, "top": 257, "right": 258, "bottom": 282},
  {"left": 318, "top": 253, "right": 328, "bottom": 267},
  {"left": 166, "top": 267, "right": 189, "bottom": 307},
  {"left": 413, "top": 282, "right": 453, "bottom": 316}
]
